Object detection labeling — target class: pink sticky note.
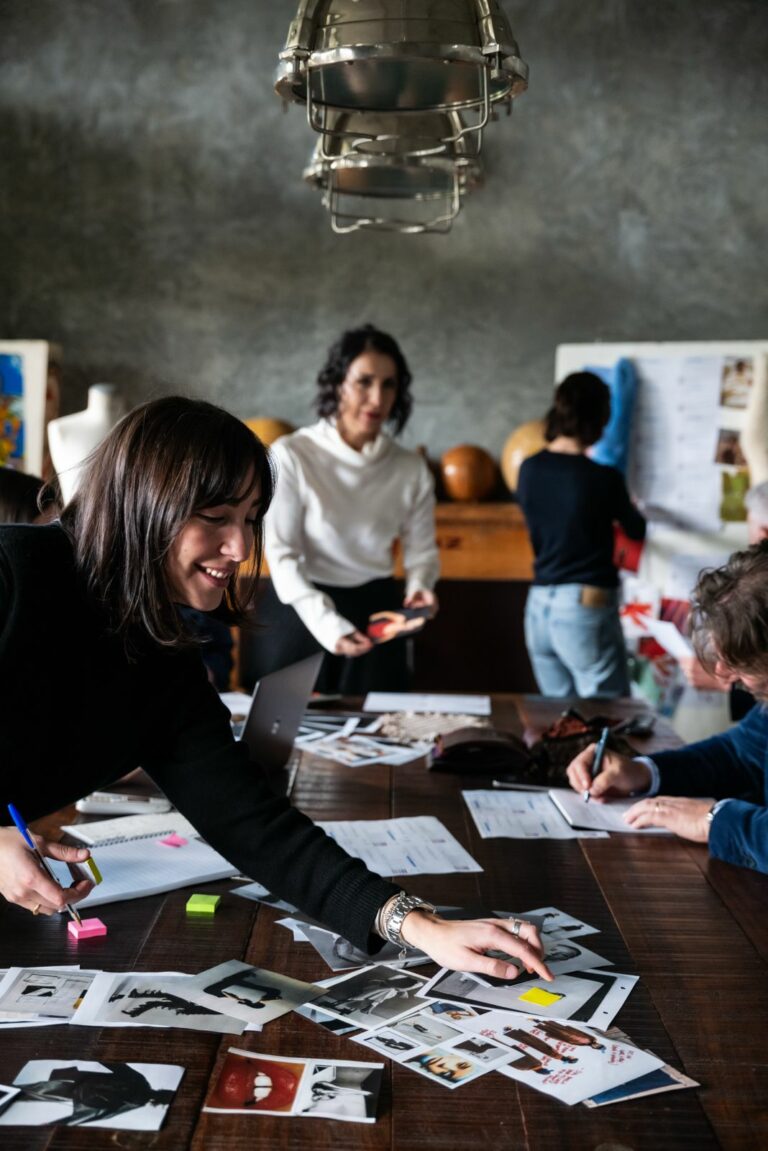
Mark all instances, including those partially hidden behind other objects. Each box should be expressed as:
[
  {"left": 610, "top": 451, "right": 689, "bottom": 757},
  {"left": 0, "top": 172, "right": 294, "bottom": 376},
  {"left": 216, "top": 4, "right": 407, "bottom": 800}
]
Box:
[
  {"left": 158, "top": 834, "right": 188, "bottom": 848},
  {"left": 68, "top": 917, "right": 107, "bottom": 940}
]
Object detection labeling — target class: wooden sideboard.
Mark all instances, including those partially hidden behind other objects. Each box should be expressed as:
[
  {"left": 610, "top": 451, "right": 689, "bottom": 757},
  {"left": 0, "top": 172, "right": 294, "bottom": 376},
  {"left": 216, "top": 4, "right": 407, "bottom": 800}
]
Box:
[{"left": 397, "top": 502, "right": 534, "bottom": 582}]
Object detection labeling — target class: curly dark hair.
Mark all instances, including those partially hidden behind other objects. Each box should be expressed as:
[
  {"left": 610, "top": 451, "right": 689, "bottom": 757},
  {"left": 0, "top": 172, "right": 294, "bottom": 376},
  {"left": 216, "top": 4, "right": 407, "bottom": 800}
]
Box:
[
  {"left": 316, "top": 324, "right": 413, "bottom": 434},
  {"left": 544, "top": 372, "right": 610, "bottom": 447},
  {"left": 690, "top": 540, "right": 768, "bottom": 679}
]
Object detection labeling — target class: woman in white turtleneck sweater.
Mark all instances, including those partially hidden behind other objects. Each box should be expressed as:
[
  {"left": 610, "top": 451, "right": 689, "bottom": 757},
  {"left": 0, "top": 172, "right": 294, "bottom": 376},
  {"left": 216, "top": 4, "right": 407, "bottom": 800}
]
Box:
[{"left": 259, "top": 325, "right": 439, "bottom": 694}]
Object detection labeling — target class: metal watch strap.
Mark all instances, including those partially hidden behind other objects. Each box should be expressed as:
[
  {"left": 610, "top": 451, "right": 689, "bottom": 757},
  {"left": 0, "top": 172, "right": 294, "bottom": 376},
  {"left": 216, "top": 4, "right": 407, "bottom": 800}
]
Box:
[{"left": 384, "top": 893, "right": 436, "bottom": 950}]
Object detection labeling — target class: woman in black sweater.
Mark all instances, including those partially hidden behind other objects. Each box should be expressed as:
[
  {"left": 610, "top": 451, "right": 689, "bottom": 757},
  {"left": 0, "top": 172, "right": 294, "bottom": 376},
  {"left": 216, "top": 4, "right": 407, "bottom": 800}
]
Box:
[
  {"left": 0, "top": 396, "right": 549, "bottom": 982},
  {"left": 517, "top": 373, "right": 646, "bottom": 698}
]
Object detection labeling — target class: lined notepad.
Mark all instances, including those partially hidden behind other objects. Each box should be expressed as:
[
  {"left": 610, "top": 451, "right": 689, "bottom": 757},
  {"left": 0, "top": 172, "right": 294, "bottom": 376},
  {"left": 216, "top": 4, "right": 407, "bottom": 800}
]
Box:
[
  {"left": 50, "top": 836, "right": 238, "bottom": 908},
  {"left": 61, "top": 812, "right": 198, "bottom": 846}
]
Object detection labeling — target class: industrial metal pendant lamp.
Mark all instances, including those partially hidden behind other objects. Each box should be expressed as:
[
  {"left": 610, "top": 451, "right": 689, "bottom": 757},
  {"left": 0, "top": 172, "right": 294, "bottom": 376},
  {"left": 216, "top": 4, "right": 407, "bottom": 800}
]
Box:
[
  {"left": 303, "top": 109, "right": 483, "bottom": 233},
  {"left": 276, "top": 0, "right": 527, "bottom": 234},
  {"left": 275, "top": 0, "right": 528, "bottom": 139}
]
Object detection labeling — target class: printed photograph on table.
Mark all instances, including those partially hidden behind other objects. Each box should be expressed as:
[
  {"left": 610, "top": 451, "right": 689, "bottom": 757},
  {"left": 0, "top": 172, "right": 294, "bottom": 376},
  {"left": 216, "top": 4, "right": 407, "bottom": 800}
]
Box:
[
  {"left": 0, "top": 1083, "right": 19, "bottom": 1110},
  {"left": 517, "top": 907, "right": 600, "bottom": 941},
  {"left": 279, "top": 918, "right": 429, "bottom": 971},
  {"left": 402, "top": 1047, "right": 491, "bottom": 1090},
  {"left": 391, "top": 1010, "right": 463, "bottom": 1048},
  {"left": 486, "top": 1017, "right": 666, "bottom": 1105},
  {"left": 183, "top": 959, "right": 322, "bottom": 1024},
  {"left": 354, "top": 1027, "right": 422, "bottom": 1059},
  {"left": 70, "top": 971, "right": 246, "bottom": 1034},
  {"left": 0, "top": 968, "right": 97, "bottom": 1018},
  {"left": 420, "top": 968, "right": 638, "bottom": 1027},
  {"left": 311, "top": 964, "right": 428, "bottom": 1028},
  {"left": 583, "top": 1026, "right": 699, "bottom": 1107},
  {"left": 0, "top": 1059, "right": 183, "bottom": 1130},
  {"left": 203, "top": 1049, "right": 383, "bottom": 1123}
]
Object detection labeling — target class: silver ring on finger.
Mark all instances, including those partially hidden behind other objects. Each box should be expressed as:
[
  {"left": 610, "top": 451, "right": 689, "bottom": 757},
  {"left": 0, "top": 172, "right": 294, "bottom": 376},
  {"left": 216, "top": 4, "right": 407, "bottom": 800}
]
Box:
[{"left": 511, "top": 918, "right": 522, "bottom": 937}]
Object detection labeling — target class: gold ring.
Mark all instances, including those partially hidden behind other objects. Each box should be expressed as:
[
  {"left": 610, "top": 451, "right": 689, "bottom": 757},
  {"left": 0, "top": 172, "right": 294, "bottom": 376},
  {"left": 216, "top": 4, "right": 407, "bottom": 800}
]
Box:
[{"left": 32, "top": 903, "right": 41, "bottom": 916}]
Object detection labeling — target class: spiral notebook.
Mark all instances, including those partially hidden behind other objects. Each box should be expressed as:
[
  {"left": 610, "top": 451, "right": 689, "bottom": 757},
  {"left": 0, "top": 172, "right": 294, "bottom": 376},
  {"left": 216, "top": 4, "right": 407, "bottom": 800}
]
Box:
[
  {"left": 61, "top": 812, "right": 198, "bottom": 846},
  {"left": 51, "top": 825, "right": 238, "bottom": 908}
]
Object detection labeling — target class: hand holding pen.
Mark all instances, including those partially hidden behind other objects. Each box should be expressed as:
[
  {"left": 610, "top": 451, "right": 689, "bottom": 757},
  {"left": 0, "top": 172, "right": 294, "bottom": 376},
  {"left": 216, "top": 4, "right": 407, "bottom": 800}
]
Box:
[
  {"left": 3, "top": 804, "right": 94, "bottom": 919},
  {"left": 582, "top": 726, "right": 610, "bottom": 803}
]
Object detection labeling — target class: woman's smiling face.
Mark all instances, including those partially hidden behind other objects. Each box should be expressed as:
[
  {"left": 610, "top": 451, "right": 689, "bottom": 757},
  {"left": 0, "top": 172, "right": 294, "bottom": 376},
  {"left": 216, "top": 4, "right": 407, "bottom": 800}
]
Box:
[{"left": 165, "top": 468, "right": 261, "bottom": 611}]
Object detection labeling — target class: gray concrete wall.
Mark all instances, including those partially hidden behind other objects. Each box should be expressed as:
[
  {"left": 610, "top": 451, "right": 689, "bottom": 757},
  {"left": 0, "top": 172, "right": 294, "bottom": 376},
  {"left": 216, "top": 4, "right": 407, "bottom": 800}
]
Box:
[{"left": 1, "top": 0, "right": 766, "bottom": 460}]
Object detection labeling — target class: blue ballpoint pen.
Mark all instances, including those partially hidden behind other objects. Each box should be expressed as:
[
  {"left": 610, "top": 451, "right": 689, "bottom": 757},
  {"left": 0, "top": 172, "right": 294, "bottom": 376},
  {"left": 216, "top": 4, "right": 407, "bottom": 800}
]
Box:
[
  {"left": 7, "top": 803, "right": 82, "bottom": 923},
  {"left": 582, "top": 726, "right": 610, "bottom": 804}
]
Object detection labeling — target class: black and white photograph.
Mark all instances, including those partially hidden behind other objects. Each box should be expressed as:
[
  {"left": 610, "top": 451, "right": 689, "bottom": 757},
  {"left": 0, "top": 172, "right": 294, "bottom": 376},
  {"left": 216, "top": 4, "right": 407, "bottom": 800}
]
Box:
[
  {"left": 286, "top": 919, "right": 428, "bottom": 972},
  {"left": 294, "top": 1003, "right": 359, "bottom": 1036},
  {"left": 517, "top": 906, "right": 599, "bottom": 942},
  {"left": 391, "top": 1011, "right": 462, "bottom": 1048},
  {"left": 354, "top": 1027, "right": 421, "bottom": 1060},
  {"left": 183, "top": 960, "right": 323, "bottom": 1025},
  {"left": 295, "top": 1060, "right": 383, "bottom": 1122},
  {"left": 0, "top": 967, "right": 97, "bottom": 1019},
  {"left": 0, "top": 1060, "right": 183, "bottom": 1130},
  {"left": 0, "top": 1083, "right": 19, "bottom": 1112},
  {"left": 312, "top": 964, "right": 429, "bottom": 1028},
  {"left": 70, "top": 972, "right": 246, "bottom": 1034}
]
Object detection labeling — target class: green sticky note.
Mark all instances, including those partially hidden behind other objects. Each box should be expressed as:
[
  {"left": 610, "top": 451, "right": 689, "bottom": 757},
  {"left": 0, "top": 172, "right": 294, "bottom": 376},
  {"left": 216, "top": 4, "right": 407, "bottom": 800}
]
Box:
[
  {"left": 186, "top": 893, "right": 220, "bottom": 916},
  {"left": 518, "top": 986, "right": 563, "bottom": 1007}
]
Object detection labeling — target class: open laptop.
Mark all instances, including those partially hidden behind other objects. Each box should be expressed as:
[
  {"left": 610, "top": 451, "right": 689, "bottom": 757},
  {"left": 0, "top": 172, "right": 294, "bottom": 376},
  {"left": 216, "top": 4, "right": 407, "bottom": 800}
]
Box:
[{"left": 237, "top": 652, "right": 324, "bottom": 794}]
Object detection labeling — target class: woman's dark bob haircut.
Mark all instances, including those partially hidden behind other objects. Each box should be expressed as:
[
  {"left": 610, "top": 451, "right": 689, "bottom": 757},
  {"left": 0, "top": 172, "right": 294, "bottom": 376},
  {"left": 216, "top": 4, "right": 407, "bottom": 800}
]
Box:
[
  {"left": 545, "top": 371, "right": 610, "bottom": 447},
  {"left": 60, "top": 396, "right": 274, "bottom": 649},
  {"left": 0, "top": 466, "right": 45, "bottom": 524},
  {"left": 316, "top": 323, "right": 413, "bottom": 434}
]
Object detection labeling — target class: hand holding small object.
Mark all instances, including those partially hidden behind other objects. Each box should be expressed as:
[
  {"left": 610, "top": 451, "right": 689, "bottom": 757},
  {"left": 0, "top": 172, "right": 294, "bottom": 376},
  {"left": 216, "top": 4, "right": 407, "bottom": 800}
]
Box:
[
  {"left": 567, "top": 745, "right": 652, "bottom": 802},
  {"left": 334, "top": 629, "right": 373, "bottom": 657},
  {"left": 582, "top": 726, "right": 610, "bottom": 803},
  {"left": 3, "top": 807, "right": 93, "bottom": 919}
]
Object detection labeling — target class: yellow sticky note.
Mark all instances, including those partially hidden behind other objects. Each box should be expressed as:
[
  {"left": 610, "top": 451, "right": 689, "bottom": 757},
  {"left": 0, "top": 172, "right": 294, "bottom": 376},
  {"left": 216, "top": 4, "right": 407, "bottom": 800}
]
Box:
[
  {"left": 518, "top": 986, "right": 563, "bottom": 1008},
  {"left": 85, "top": 857, "right": 103, "bottom": 885}
]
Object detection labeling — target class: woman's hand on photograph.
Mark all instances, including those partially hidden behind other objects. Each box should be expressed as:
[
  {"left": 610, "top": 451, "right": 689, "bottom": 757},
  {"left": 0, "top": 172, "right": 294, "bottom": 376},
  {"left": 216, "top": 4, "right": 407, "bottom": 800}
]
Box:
[
  {"left": 334, "top": 630, "right": 373, "bottom": 658},
  {"left": 404, "top": 588, "right": 438, "bottom": 618},
  {"left": 623, "top": 796, "right": 712, "bottom": 842},
  {"left": 566, "top": 745, "right": 651, "bottom": 801},
  {"left": 400, "top": 911, "right": 553, "bottom": 982},
  {"left": 0, "top": 827, "right": 93, "bottom": 915}
]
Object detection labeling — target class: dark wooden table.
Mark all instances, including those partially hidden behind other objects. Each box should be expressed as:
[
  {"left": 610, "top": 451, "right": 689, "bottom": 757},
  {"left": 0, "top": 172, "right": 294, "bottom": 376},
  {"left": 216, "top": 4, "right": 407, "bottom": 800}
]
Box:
[{"left": 2, "top": 696, "right": 767, "bottom": 1149}]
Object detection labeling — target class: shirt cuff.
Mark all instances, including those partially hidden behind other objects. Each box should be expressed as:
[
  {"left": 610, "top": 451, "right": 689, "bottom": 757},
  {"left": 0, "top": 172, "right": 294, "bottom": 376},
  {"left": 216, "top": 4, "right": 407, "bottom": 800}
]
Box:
[{"left": 631, "top": 756, "right": 660, "bottom": 796}]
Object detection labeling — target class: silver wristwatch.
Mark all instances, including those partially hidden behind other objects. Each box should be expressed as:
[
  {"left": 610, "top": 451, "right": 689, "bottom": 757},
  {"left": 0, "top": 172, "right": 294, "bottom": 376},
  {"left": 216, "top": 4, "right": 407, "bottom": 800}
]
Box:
[{"left": 383, "top": 893, "right": 436, "bottom": 950}]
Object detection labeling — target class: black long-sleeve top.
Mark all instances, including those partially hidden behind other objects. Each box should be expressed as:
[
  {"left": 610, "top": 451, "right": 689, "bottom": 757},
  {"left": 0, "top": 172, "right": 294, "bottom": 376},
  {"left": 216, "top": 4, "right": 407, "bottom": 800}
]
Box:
[
  {"left": 517, "top": 451, "right": 646, "bottom": 588},
  {"left": 0, "top": 524, "right": 398, "bottom": 950}
]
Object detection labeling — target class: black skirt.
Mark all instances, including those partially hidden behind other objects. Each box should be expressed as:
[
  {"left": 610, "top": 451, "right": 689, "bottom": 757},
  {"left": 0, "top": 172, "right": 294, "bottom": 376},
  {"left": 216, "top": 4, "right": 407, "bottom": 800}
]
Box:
[{"left": 240, "top": 576, "right": 411, "bottom": 695}]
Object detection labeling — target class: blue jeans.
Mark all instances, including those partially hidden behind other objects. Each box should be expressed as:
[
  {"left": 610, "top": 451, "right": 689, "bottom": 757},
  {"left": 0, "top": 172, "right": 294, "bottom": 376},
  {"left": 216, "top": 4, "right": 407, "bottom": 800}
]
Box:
[{"left": 524, "top": 584, "right": 630, "bottom": 699}]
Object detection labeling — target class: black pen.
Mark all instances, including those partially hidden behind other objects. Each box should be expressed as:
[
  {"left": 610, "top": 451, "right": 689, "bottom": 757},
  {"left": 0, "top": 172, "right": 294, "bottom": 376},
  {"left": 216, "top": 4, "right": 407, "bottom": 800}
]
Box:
[{"left": 582, "top": 726, "right": 610, "bottom": 804}]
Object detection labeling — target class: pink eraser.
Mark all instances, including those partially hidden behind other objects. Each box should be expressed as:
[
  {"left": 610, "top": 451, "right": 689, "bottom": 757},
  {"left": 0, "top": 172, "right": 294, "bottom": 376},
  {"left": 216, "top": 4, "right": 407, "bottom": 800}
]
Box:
[
  {"left": 158, "top": 834, "right": 188, "bottom": 847},
  {"left": 68, "top": 917, "right": 107, "bottom": 940}
]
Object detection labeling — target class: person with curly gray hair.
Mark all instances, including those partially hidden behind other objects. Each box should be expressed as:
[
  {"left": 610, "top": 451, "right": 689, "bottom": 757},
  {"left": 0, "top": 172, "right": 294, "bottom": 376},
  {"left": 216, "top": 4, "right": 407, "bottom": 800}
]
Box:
[{"left": 566, "top": 541, "right": 768, "bottom": 872}]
